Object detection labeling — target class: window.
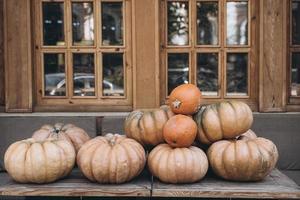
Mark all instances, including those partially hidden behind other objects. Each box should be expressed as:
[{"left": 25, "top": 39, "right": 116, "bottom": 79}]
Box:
[
  {"left": 34, "top": 0, "right": 132, "bottom": 110},
  {"left": 289, "top": 0, "right": 300, "bottom": 104},
  {"left": 160, "top": 0, "right": 258, "bottom": 108}
]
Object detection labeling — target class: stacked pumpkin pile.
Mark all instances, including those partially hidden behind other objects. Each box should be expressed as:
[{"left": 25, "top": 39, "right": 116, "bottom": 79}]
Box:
[{"left": 125, "top": 84, "right": 279, "bottom": 183}]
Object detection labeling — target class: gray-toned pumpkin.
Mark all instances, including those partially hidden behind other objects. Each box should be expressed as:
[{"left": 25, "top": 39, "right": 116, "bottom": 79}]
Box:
[
  {"left": 32, "top": 123, "right": 90, "bottom": 153},
  {"left": 4, "top": 138, "right": 75, "bottom": 183},
  {"left": 124, "top": 105, "right": 174, "bottom": 146},
  {"left": 77, "top": 134, "right": 146, "bottom": 184},
  {"left": 148, "top": 144, "right": 208, "bottom": 183},
  {"left": 194, "top": 101, "right": 253, "bottom": 144},
  {"left": 207, "top": 134, "right": 278, "bottom": 181}
]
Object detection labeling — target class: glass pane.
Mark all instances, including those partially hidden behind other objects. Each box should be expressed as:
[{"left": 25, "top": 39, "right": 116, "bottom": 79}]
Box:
[
  {"left": 44, "top": 53, "right": 66, "bottom": 96},
  {"left": 73, "top": 54, "right": 95, "bottom": 96},
  {"left": 291, "top": 53, "right": 300, "bottom": 96},
  {"left": 72, "top": 2, "right": 94, "bottom": 46},
  {"left": 168, "top": 53, "right": 189, "bottom": 94},
  {"left": 42, "top": 2, "right": 65, "bottom": 46},
  {"left": 167, "top": 1, "right": 189, "bottom": 46},
  {"left": 226, "top": 53, "right": 248, "bottom": 96},
  {"left": 226, "top": 1, "right": 248, "bottom": 45},
  {"left": 197, "top": 53, "right": 218, "bottom": 95},
  {"left": 102, "top": 2, "right": 123, "bottom": 46},
  {"left": 103, "top": 53, "right": 124, "bottom": 96},
  {"left": 196, "top": 2, "right": 218, "bottom": 45},
  {"left": 292, "top": 1, "right": 300, "bottom": 45}
]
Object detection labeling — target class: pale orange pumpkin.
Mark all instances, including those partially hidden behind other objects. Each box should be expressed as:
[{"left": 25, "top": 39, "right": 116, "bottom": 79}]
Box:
[
  {"left": 194, "top": 101, "right": 253, "bottom": 144},
  {"left": 4, "top": 138, "right": 75, "bottom": 183},
  {"left": 77, "top": 134, "right": 146, "bottom": 184},
  {"left": 163, "top": 114, "right": 197, "bottom": 148},
  {"left": 32, "top": 123, "right": 90, "bottom": 153},
  {"left": 148, "top": 144, "right": 208, "bottom": 183},
  {"left": 168, "top": 84, "right": 202, "bottom": 115},
  {"left": 207, "top": 135, "right": 278, "bottom": 181},
  {"left": 124, "top": 105, "right": 174, "bottom": 146}
]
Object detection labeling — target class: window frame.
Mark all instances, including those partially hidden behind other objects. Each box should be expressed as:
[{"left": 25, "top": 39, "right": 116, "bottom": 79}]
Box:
[{"left": 33, "top": 0, "right": 133, "bottom": 111}]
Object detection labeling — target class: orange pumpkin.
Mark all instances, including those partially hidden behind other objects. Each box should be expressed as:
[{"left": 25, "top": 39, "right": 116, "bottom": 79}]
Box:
[
  {"left": 168, "top": 84, "right": 202, "bottom": 115},
  {"left": 163, "top": 114, "right": 197, "bottom": 148}
]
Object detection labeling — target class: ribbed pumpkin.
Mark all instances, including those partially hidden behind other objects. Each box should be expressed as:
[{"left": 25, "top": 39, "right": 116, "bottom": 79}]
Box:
[
  {"left": 124, "top": 105, "right": 174, "bottom": 146},
  {"left": 32, "top": 123, "right": 90, "bottom": 153},
  {"left": 77, "top": 134, "right": 146, "bottom": 184},
  {"left": 4, "top": 138, "right": 75, "bottom": 183},
  {"left": 194, "top": 101, "right": 253, "bottom": 144},
  {"left": 163, "top": 114, "right": 197, "bottom": 148},
  {"left": 148, "top": 144, "right": 208, "bottom": 183},
  {"left": 207, "top": 135, "right": 278, "bottom": 181},
  {"left": 168, "top": 84, "right": 202, "bottom": 115}
]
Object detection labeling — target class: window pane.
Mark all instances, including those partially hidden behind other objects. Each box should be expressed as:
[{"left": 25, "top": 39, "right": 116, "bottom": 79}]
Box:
[
  {"left": 226, "top": 53, "right": 248, "bottom": 96},
  {"left": 197, "top": 53, "right": 218, "bottom": 96},
  {"left": 73, "top": 54, "right": 95, "bottom": 96},
  {"left": 291, "top": 53, "right": 300, "bottom": 96},
  {"left": 44, "top": 54, "right": 66, "bottom": 96},
  {"left": 226, "top": 1, "right": 248, "bottom": 45},
  {"left": 167, "top": 1, "right": 189, "bottom": 46},
  {"left": 43, "top": 2, "right": 65, "bottom": 46},
  {"left": 102, "top": 2, "right": 123, "bottom": 46},
  {"left": 197, "top": 2, "right": 218, "bottom": 45},
  {"left": 103, "top": 53, "right": 124, "bottom": 96},
  {"left": 168, "top": 53, "right": 189, "bottom": 94},
  {"left": 292, "top": 1, "right": 300, "bottom": 45},
  {"left": 72, "top": 2, "right": 94, "bottom": 46}
]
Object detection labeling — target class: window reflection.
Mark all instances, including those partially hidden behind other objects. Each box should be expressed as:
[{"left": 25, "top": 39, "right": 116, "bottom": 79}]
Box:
[
  {"left": 292, "top": 1, "right": 300, "bottom": 45},
  {"left": 291, "top": 53, "right": 300, "bottom": 96},
  {"left": 44, "top": 53, "right": 66, "bottom": 96},
  {"left": 226, "top": 53, "right": 248, "bottom": 96},
  {"left": 73, "top": 54, "right": 95, "bottom": 96},
  {"left": 72, "top": 2, "right": 94, "bottom": 46},
  {"left": 43, "top": 2, "right": 65, "bottom": 46},
  {"left": 197, "top": 2, "right": 218, "bottom": 45},
  {"left": 168, "top": 53, "right": 189, "bottom": 94},
  {"left": 226, "top": 1, "right": 248, "bottom": 45},
  {"left": 103, "top": 53, "right": 124, "bottom": 96},
  {"left": 168, "top": 1, "right": 189, "bottom": 46},
  {"left": 102, "top": 2, "right": 123, "bottom": 46},
  {"left": 197, "top": 53, "right": 218, "bottom": 95}
]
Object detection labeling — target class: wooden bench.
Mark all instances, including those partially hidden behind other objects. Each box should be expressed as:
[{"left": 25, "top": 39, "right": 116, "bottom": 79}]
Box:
[{"left": 0, "top": 169, "right": 299, "bottom": 199}]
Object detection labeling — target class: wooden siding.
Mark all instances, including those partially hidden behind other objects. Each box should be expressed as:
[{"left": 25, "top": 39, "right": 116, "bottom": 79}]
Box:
[{"left": 0, "top": 0, "right": 4, "bottom": 106}]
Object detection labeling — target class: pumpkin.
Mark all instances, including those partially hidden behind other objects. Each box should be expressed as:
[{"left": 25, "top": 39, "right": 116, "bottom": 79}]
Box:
[
  {"left": 194, "top": 101, "right": 253, "bottom": 144},
  {"left": 77, "top": 134, "right": 146, "bottom": 184},
  {"left": 124, "top": 105, "right": 174, "bottom": 146},
  {"left": 168, "top": 84, "right": 202, "bottom": 115},
  {"left": 163, "top": 114, "right": 197, "bottom": 148},
  {"left": 32, "top": 123, "right": 90, "bottom": 153},
  {"left": 207, "top": 135, "right": 278, "bottom": 181},
  {"left": 148, "top": 144, "right": 208, "bottom": 183},
  {"left": 239, "top": 129, "right": 257, "bottom": 140},
  {"left": 4, "top": 138, "right": 75, "bottom": 183}
]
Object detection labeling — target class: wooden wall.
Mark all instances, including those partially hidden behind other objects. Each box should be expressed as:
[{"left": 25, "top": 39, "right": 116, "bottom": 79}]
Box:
[{"left": 0, "top": 0, "right": 4, "bottom": 106}]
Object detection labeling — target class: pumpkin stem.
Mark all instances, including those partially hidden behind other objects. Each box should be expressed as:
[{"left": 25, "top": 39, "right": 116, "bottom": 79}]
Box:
[{"left": 172, "top": 99, "right": 182, "bottom": 109}]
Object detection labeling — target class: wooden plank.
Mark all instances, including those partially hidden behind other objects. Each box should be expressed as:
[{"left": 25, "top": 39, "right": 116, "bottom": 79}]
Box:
[
  {"left": 259, "top": 0, "right": 288, "bottom": 112},
  {"left": 0, "top": 168, "right": 151, "bottom": 197},
  {"left": 132, "top": 0, "right": 160, "bottom": 109},
  {"left": 0, "top": 0, "right": 4, "bottom": 106},
  {"left": 152, "top": 169, "right": 300, "bottom": 199},
  {"left": 4, "top": 0, "right": 32, "bottom": 112}
]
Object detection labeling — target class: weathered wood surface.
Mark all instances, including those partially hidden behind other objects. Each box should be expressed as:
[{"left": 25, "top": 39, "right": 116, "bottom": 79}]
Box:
[
  {"left": 0, "top": 0, "right": 4, "bottom": 106},
  {"left": 152, "top": 169, "right": 300, "bottom": 199},
  {"left": 0, "top": 169, "right": 151, "bottom": 197}
]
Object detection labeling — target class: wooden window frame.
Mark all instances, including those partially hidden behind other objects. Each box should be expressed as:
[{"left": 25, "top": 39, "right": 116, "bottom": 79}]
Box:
[
  {"left": 33, "top": 0, "right": 133, "bottom": 112},
  {"left": 160, "top": 0, "right": 258, "bottom": 110}
]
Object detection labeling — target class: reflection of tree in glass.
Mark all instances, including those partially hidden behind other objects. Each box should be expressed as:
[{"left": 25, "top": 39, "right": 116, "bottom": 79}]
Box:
[
  {"left": 292, "top": 2, "right": 300, "bottom": 45},
  {"left": 168, "top": 2, "right": 189, "bottom": 45},
  {"left": 197, "top": 54, "right": 218, "bottom": 93},
  {"left": 197, "top": 2, "right": 218, "bottom": 45}
]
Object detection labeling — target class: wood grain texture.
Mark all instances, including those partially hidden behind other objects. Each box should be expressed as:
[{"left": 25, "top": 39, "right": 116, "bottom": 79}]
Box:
[
  {"left": 4, "top": 0, "right": 32, "bottom": 112},
  {"left": 0, "top": 0, "right": 4, "bottom": 106},
  {"left": 132, "top": 0, "right": 160, "bottom": 109},
  {"left": 259, "top": 0, "right": 288, "bottom": 112},
  {"left": 0, "top": 168, "right": 151, "bottom": 197},
  {"left": 152, "top": 169, "right": 300, "bottom": 199}
]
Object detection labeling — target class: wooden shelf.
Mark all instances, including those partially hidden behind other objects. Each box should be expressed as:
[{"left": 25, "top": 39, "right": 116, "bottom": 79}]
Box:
[{"left": 0, "top": 169, "right": 299, "bottom": 199}]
